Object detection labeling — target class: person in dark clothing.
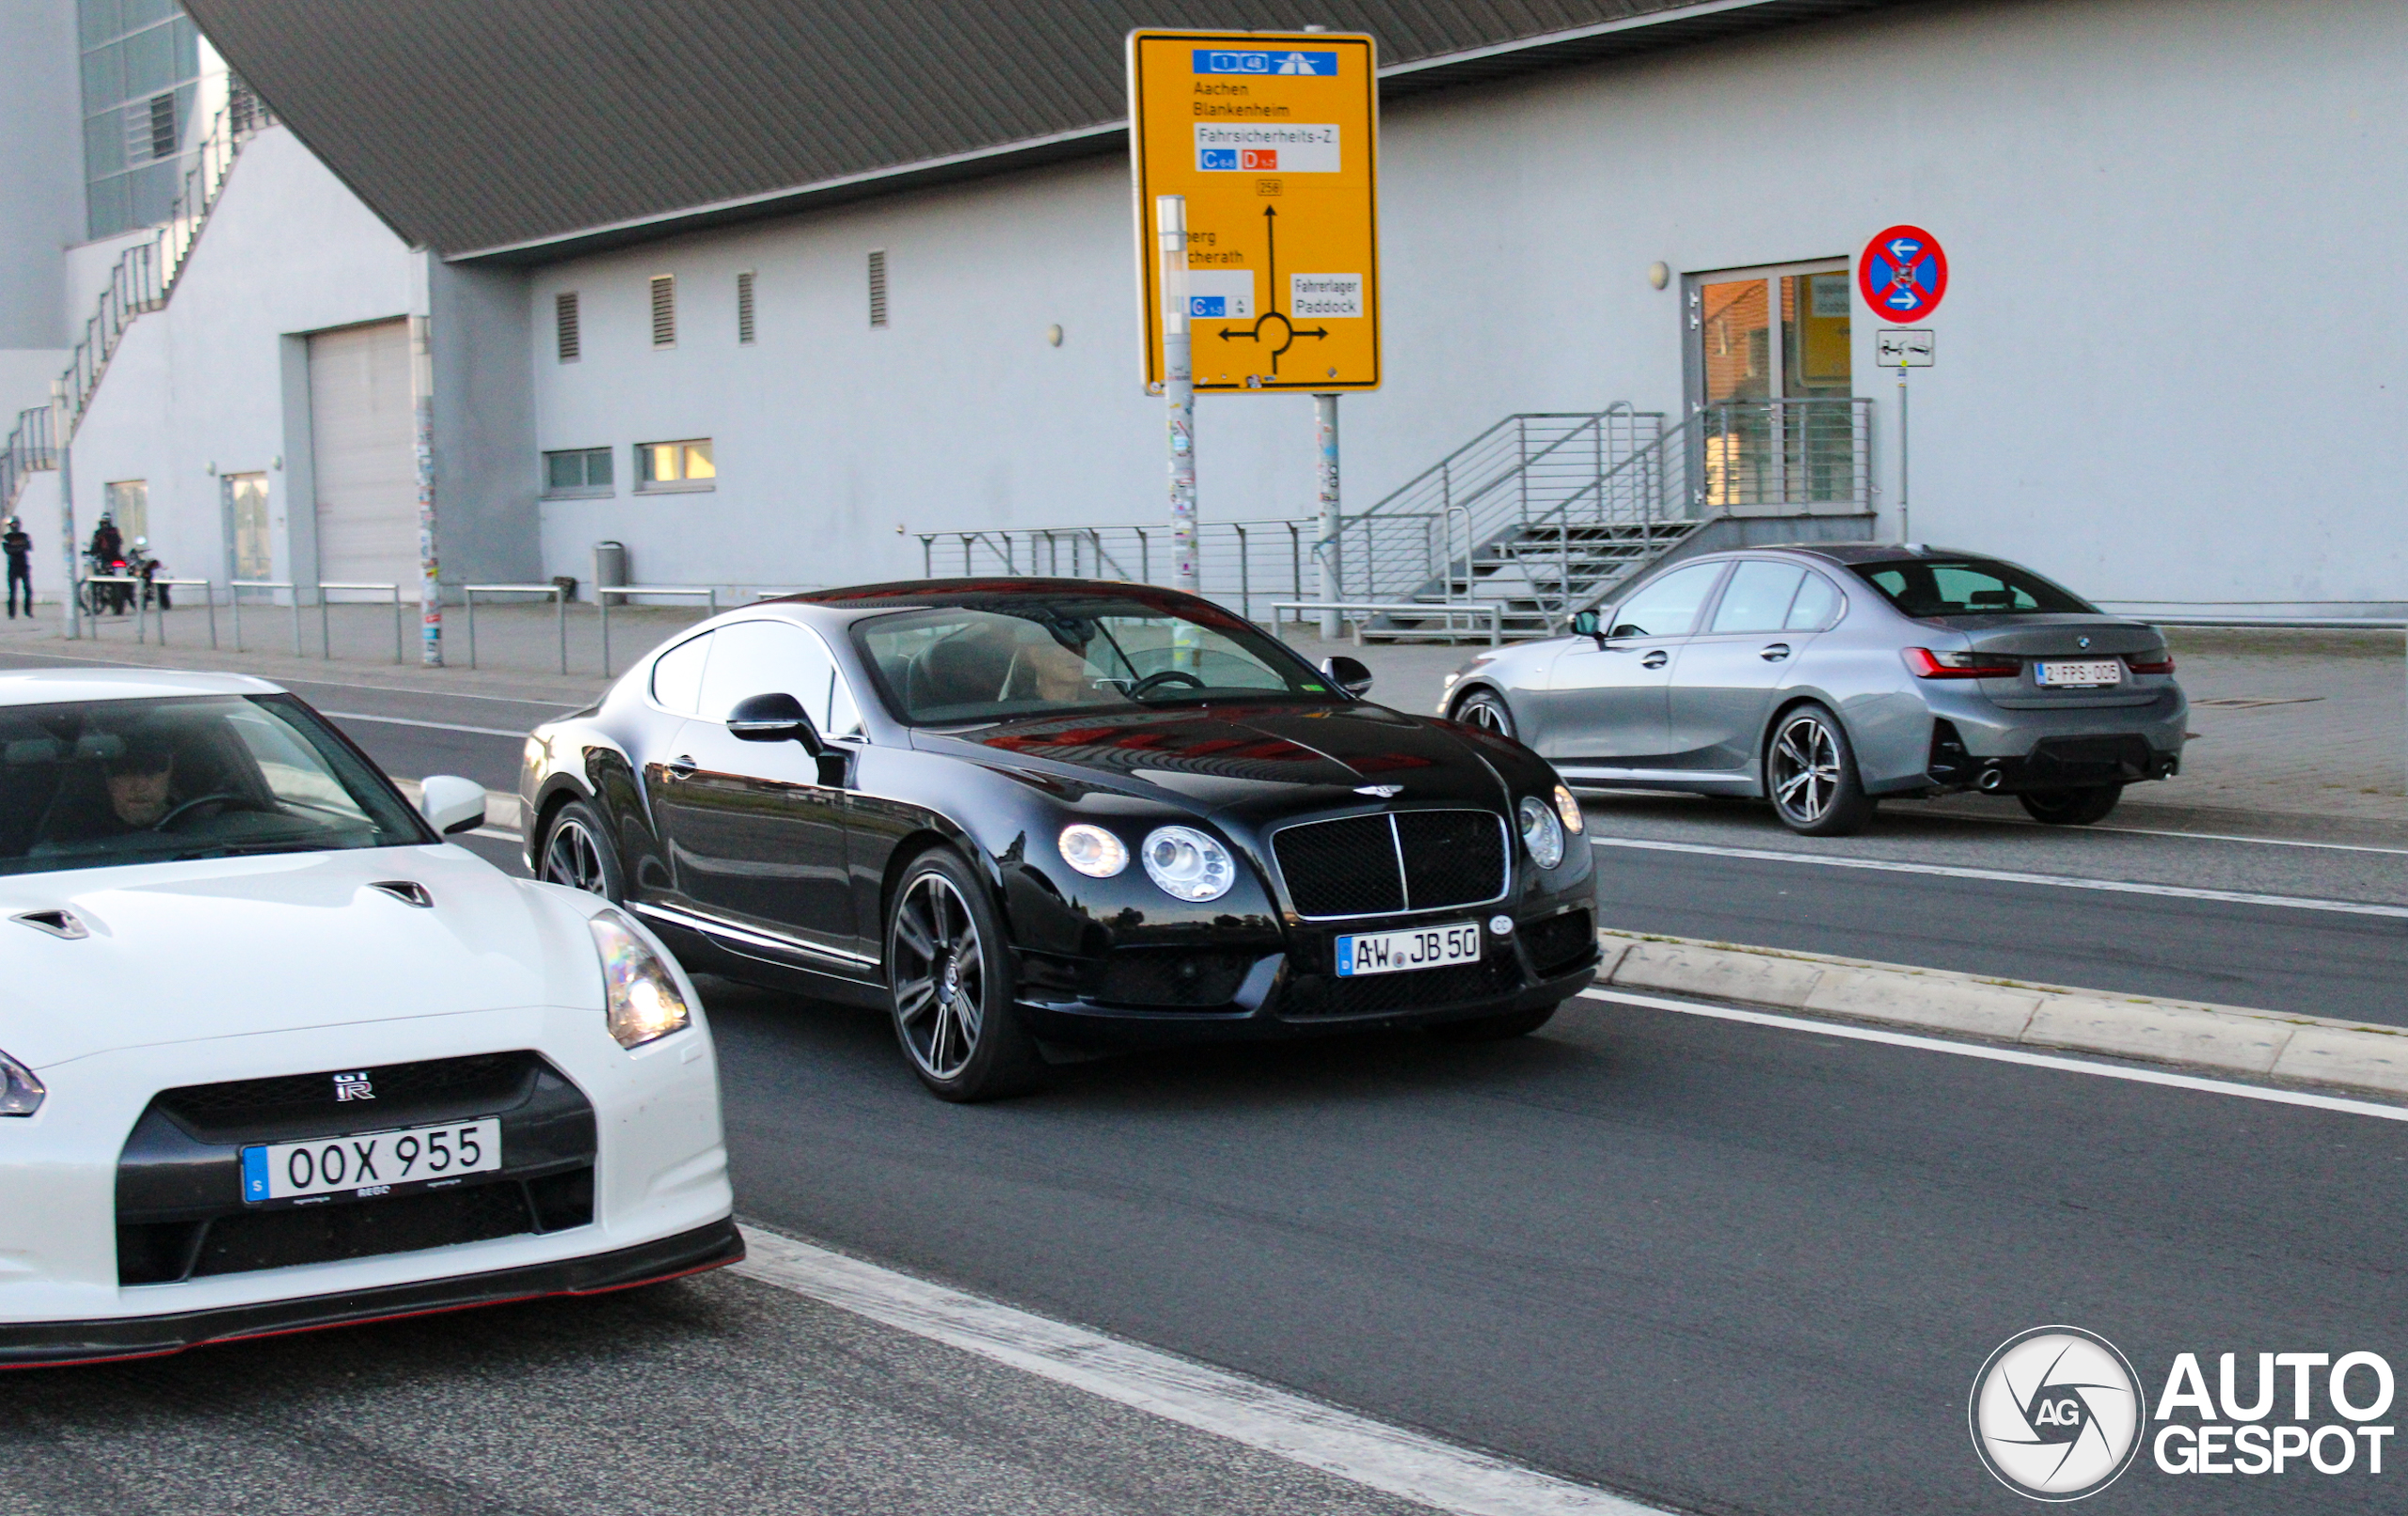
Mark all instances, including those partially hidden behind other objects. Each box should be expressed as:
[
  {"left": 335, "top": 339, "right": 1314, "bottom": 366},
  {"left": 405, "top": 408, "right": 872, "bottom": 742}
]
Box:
[
  {"left": 87, "top": 516, "right": 126, "bottom": 614},
  {"left": 88, "top": 516, "right": 121, "bottom": 564},
  {"left": 3, "top": 518, "right": 30, "bottom": 619}
]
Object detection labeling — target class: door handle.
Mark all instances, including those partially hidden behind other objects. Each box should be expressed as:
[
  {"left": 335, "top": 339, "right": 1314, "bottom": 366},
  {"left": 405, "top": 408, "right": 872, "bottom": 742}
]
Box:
[
  {"left": 1760, "top": 643, "right": 1792, "bottom": 662},
  {"left": 1640, "top": 650, "right": 1669, "bottom": 670},
  {"left": 666, "top": 754, "right": 698, "bottom": 775}
]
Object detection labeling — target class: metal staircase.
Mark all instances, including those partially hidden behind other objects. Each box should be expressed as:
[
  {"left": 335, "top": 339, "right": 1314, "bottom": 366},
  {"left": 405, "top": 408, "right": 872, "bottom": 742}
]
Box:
[{"left": 1, "top": 85, "right": 276, "bottom": 513}]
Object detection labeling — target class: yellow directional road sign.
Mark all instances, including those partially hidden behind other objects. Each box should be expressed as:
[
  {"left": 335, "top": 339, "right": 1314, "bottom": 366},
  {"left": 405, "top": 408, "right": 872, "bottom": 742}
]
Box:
[{"left": 1129, "top": 30, "right": 1380, "bottom": 393}]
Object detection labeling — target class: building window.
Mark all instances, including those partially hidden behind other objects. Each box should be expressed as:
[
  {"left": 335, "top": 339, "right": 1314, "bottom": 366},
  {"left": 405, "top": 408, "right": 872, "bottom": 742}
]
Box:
[
  {"left": 867, "top": 250, "right": 888, "bottom": 327},
  {"left": 77, "top": 0, "right": 202, "bottom": 239},
  {"left": 649, "top": 275, "right": 676, "bottom": 348},
  {"left": 555, "top": 292, "right": 580, "bottom": 363},
  {"left": 636, "top": 439, "right": 714, "bottom": 493},
  {"left": 228, "top": 472, "right": 271, "bottom": 579},
  {"left": 103, "top": 480, "right": 149, "bottom": 540},
  {"left": 737, "top": 272, "right": 756, "bottom": 345},
  {"left": 543, "top": 447, "right": 613, "bottom": 497}
]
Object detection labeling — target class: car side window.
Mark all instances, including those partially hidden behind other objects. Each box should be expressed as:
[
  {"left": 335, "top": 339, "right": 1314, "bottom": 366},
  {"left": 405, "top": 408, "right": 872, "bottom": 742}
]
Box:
[
  {"left": 1784, "top": 571, "right": 1846, "bottom": 631},
  {"left": 1608, "top": 562, "right": 1725, "bottom": 639},
  {"left": 1708, "top": 561, "right": 1807, "bottom": 634},
  {"left": 650, "top": 633, "right": 711, "bottom": 715},
  {"left": 696, "top": 620, "right": 852, "bottom": 734}
]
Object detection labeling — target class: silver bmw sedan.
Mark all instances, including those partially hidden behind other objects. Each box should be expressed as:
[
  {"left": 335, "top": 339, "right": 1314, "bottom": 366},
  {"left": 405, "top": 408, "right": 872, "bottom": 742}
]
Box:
[{"left": 1439, "top": 544, "right": 2188, "bottom": 836}]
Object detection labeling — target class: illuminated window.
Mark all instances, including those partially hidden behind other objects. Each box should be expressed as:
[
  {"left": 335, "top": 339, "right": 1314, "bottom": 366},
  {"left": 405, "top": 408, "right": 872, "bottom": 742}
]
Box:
[{"left": 635, "top": 439, "right": 715, "bottom": 492}]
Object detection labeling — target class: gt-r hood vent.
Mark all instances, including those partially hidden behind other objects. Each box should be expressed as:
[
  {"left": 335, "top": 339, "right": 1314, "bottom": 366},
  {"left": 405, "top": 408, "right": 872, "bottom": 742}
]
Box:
[{"left": 0, "top": 848, "right": 596, "bottom": 1068}]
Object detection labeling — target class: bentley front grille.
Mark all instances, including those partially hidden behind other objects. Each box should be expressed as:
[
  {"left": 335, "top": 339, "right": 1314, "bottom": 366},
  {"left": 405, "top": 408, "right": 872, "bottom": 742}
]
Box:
[{"left": 1271, "top": 810, "right": 1508, "bottom": 920}]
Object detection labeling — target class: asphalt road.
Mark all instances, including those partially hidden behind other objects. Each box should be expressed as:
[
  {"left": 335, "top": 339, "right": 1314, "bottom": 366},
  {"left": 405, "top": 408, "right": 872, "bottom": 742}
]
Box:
[{"left": 10, "top": 658, "right": 2408, "bottom": 1513}]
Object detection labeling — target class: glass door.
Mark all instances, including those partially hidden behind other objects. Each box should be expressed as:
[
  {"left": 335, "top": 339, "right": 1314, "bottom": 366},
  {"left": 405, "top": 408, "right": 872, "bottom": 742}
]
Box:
[
  {"left": 228, "top": 473, "right": 272, "bottom": 579},
  {"left": 1689, "top": 262, "right": 1852, "bottom": 512}
]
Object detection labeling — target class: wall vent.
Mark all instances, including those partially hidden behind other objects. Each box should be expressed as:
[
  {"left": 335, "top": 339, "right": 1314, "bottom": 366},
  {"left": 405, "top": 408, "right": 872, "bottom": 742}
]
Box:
[
  {"left": 649, "top": 274, "right": 676, "bottom": 348},
  {"left": 125, "top": 93, "right": 179, "bottom": 164},
  {"left": 737, "top": 272, "right": 756, "bottom": 345},
  {"left": 867, "top": 250, "right": 888, "bottom": 328},
  {"left": 554, "top": 292, "right": 580, "bottom": 363}
]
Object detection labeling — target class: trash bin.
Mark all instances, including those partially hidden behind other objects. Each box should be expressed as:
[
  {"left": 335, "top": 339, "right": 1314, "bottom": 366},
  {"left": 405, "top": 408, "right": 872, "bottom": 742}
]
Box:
[{"left": 593, "top": 541, "right": 626, "bottom": 593}]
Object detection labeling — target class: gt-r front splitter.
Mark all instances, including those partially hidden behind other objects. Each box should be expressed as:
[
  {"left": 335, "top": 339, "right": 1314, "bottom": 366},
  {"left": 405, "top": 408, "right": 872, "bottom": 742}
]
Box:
[{"left": 0, "top": 1217, "right": 741, "bottom": 1369}]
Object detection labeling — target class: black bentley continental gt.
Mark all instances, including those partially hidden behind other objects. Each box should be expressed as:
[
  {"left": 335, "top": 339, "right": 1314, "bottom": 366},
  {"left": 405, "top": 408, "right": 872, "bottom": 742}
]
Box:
[{"left": 519, "top": 579, "right": 1599, "bottom": 1099}]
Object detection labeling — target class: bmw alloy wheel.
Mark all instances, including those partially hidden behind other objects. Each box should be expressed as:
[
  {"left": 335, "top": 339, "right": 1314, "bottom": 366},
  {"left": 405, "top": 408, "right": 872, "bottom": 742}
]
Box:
[
  {"left": 889, "top": 871, "right": 986, "bottom": 1082},
  {"left": 1771, "top": 712, "right": 1843, "bottom": 826},
  {"left": 541, "top": 815, "right": 609, "bottom": 894},
  {"left": 1456, "top": 691, "right": 1515, "bottom": 739}
]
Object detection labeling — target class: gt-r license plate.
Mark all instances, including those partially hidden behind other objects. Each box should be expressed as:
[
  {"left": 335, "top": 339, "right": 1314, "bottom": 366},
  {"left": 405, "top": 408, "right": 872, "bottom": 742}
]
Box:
[
  {"left": 2036, "top": 659, "right": 2124, "bottom": 687},
  {"left": 1335, "top": 921, "right": 1482, "bottom": 977},
  {"left": 241, "top": 1119, "right": 502, "bottom": 1204}
]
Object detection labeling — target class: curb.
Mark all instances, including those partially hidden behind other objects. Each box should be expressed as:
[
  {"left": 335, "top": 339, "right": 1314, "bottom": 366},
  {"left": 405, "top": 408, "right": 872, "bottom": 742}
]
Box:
[{"left": 1592, "top": 929, "right": 2408, "bottom": 1100}]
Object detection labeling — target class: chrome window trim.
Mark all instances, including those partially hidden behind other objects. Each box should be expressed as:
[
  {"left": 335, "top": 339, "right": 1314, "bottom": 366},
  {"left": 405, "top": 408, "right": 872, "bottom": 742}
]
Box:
[{"left": 629, "top": 899, "right": 880, "bottom": 968}]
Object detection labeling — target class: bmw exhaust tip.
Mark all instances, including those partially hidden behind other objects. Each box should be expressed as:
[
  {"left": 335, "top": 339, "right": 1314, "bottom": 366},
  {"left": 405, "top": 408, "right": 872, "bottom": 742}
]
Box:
[{"left": 1978, "top": 766, "right": 2004, "bottom": 792}]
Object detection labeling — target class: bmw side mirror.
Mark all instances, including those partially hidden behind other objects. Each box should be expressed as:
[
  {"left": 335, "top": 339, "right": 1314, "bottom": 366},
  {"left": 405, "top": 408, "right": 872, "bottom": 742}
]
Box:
[
  {"left": 417, "top": 774, "right": 487, "bottom": 836},
  {"left": 727, "top": 691, "right": 822, "bottom": 752},
  {"left": 1321, "top": 655, "right": 1374, "bottom": 698},
  {"left": 1569, "top": 610, "right": 1602, "bottom": 642}
]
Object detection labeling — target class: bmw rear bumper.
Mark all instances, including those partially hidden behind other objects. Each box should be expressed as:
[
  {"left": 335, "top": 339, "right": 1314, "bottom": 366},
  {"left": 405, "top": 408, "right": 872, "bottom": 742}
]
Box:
[{"left": 0, "top": 1217, "right": 741, "bottom": 1369}]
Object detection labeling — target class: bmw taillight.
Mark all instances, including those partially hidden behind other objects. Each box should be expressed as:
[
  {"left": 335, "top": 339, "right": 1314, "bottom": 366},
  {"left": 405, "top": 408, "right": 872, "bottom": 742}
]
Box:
[
  {"left": 2126, "top": 655, "right": 2176, "bottom": 675},
  {"left": 1903, "top": 647, "right": 2020, "bottom": 679}
]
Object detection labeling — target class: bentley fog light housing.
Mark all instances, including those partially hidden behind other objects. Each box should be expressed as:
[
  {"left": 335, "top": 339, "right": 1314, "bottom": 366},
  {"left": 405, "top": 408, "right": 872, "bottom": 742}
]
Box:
[
  {"left": 1552, "top": 783, "right": 1585, "bottom": 835},
  {"left": 1518, "top": 796, "right": 1566, "bottom": 870},
  {"left": 1057, "top": 823, "right": 1129, "bottom": 878},
  {"left": 589, "top": 909, "right": 691, "bottom": 1049},
  {"left": 1141, "top": 826, "right": 1236, "bottom": 903},
  {"left": 0, "top": 1049, "right": 43, "bottom": 1116}
]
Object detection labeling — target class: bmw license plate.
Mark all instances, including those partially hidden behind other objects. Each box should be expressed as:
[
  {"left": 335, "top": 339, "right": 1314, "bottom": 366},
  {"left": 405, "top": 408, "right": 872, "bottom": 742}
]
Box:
[
  {"left": 1335, "top": 921, "right": 1481, "bottom": 977},
  {"left": 2036, "top": 659, "right": 2123, "bottom": 687},
  {"left": 241, "top": 1119, "right": 502, "bottom": 1205}
]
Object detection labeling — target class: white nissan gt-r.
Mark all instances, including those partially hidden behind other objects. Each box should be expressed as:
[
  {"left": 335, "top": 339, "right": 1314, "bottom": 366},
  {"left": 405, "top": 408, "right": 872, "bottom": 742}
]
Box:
[{"left": 0, "top": 669, "right": 738, "bottom": 1367}]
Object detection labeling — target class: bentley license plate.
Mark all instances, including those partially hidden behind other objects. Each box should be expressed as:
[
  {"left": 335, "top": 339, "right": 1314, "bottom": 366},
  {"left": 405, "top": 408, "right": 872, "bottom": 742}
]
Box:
[
  {"left": 241, "top": 1119, "right": 502, "bottom": 1204},
  {"left": 2036, "top": 659, "right": 2124, "bottom": 687},
  {"left": 1336, "top": 922, "right": 1481, "bottom": 977}
]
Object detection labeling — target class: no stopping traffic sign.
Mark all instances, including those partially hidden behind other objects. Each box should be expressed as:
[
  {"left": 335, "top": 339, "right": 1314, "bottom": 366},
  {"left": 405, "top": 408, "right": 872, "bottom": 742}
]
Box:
[{"left": 1858, "top": 226, "right": 1947, "bottom": 322}]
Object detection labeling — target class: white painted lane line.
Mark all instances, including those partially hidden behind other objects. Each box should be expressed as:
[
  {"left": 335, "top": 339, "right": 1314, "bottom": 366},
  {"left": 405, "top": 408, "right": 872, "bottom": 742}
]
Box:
[
  {"left": 1901, "top": 809, "right": 2408, "bottom": 857},
  {"left": 731, "top": 1224, "right": 1666, "bottom": 1516},
  {"left": 323, "top": 710, "right": 529, "bottom": 737},
  {"left": 1578, "top": 988, "right": 2408, "bottom": 1124},
  {"left": 1588, "top": 834, "right": 2408, "bottom": 919}
]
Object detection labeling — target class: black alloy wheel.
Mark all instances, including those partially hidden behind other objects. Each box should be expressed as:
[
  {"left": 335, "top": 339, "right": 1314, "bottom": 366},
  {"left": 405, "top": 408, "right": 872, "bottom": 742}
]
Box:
[
  {"left": 1429, "top": 1002, "right": 1558, "bottom": 1043},
  {"left": 1452, "top": 689, "right": 1516, "bottom": 740},
  {"left": 885, "top": 849, "right": 1042, "bottom": 1102},
  {"left": 539, "top": 800, "right": 625, "bottom": 900},
  {"left": 2020, "top": 785, "right": 2125, "bottom": 826},
  {"left": 1766, "top": 703, "right": 1876, "bottom": 837}
]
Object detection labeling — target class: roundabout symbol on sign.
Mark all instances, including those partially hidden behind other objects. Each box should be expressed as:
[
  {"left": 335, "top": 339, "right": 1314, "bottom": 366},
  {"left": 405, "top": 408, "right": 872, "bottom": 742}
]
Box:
[{"left": 1859, "top": 225, "right": 1947, "bottom": 322}]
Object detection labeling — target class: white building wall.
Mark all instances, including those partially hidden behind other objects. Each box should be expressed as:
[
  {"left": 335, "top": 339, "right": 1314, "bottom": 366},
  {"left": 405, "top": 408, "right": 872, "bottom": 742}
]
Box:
[
  {"left": 524, "top": 0, "right": 2408, "bottom": 612},
  {"left": 0, "top": 0, "right": 84, "bottom": 416}
]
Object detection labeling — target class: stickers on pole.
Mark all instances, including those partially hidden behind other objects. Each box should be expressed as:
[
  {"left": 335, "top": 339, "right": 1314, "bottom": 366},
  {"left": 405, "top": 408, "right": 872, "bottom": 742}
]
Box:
[
  {"left": 1857, "top": 226, "right": 1948, "bottom": 322},
  {"left": 1129, "top": 31, "right": 1381, "bottom": 393}
]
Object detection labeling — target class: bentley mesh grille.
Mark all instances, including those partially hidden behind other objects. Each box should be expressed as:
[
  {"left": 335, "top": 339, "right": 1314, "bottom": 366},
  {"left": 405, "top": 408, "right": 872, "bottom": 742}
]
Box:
[{"left": 1272, "top": 810, "right": 1507, "bottom": 919}]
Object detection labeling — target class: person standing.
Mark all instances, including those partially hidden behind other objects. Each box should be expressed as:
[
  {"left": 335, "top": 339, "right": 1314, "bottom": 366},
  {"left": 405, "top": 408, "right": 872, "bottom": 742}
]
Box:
[{"left": 3, "top": 517, "right": 31, "bottom": 619}]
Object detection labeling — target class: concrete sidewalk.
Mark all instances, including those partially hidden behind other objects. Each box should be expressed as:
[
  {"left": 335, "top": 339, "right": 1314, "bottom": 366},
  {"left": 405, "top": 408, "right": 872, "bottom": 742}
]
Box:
[{"left": 7, "top": 600, "right": 2400, "bottom": 838}]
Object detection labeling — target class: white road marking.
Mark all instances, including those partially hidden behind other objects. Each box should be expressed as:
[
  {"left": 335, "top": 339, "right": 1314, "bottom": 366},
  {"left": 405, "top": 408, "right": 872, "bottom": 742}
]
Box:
[
  {"left": 1587, "top": 834, "right": 2408, "bottom": 919},
  {"left": 1579, "top": 987, "right": 2408, "bottom": 1124},
  {"left": 323, "top": 710, "right": 529, "bottom": 737},
  {"left": 0, "top": 646, "right": 580, "bottom": 708},
  {"left": 731, "top": 1224, "right": 1666, "bottom": 1516},
  {"left": 1895, "top": 807, "right": 2408, "bottom": 857}
]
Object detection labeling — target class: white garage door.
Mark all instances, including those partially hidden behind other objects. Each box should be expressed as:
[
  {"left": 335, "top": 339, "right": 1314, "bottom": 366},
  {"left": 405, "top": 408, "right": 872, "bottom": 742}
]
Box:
[{"left": 308, "top": 320, "right": 418, "bottom": 592}]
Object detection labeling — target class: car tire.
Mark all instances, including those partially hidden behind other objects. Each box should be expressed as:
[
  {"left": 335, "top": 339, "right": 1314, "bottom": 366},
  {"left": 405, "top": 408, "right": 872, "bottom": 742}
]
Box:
[
  {"left": 1451, "top": 689, "right": 1517, "bottom": 741},
  {"left": 1766, "top": 703, "right": 1876, "bottom": 837},
  {"left": 2020, "top": 785, "right": 2124, "bottom": 826},
  {"left": 538, "top": 799, "right": 626, "bottom": 901},
  {"left": 885, "top": 848, "right": 1044, "bottom": 1102},
  {"left": 1429, "top": 1002, "right": 1558, "bottom": 1043}
]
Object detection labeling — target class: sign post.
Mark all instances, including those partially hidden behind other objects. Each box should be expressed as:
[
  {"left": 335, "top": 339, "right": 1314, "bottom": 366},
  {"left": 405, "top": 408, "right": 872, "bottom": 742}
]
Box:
[
  {"left": 1859, "top": 228, "right": 1947, "bottom": 545},
  {"left": 1131, "top": 29, "right": 1379, "bottom": 618}
]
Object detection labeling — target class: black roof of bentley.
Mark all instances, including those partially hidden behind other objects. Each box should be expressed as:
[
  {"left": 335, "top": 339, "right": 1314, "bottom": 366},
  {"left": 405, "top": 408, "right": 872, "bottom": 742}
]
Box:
[{"left": 184, "top": 0, "right": 1934, "bottom": 262}]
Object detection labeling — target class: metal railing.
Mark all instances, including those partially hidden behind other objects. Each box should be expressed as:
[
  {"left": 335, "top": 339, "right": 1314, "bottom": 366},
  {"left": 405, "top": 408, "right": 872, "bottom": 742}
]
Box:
[
  {"left": 464, "top": 582, "right": 571, "bottom": 673},
  {"left": 0, "top": 405, "right": 54, "bottom": 514},
  {"left": 918, "top": 519, "right": 1313, "bottom": 624},
  {"left": 1272, "top": 601, "right": 1500, "bottom": 646},
  {"left": 76, "top": 575, "right": 215, "bottom": 648},
  {"left": 315, "top": 580, "right": 406, "bottom": 663},
  {"left": 598, "top": 585, "right": 722, "bottom": 676}
]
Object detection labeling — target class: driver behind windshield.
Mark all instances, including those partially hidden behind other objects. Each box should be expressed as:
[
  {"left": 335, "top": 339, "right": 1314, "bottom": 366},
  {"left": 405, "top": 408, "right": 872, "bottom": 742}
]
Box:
[{"left": 35, "top": 729, "right": 182, "bottom": 847}]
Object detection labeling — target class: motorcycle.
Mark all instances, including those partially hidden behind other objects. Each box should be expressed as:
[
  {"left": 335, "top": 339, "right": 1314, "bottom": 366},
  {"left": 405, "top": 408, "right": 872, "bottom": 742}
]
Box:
[{"left": 127, "top": 538, "right": 171, "bottom": 611}]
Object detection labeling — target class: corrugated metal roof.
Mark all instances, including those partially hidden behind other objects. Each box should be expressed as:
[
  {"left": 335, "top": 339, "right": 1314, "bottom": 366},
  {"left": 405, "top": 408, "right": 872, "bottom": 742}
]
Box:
[{"left": 182, "top": 0, "right": 1929, "bottom": 263}]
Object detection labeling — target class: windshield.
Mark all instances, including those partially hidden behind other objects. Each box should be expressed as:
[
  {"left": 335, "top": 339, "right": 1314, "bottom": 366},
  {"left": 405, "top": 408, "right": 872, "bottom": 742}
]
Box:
[
  {"left": 0, "top": 694, "right": 429, "bottom": 876},
  {"left": 855, "top": 598, "right": 1337, "bottom": 725},
  {"left": 1848, "top": 558, "right": 2094, "bottom": 617}
]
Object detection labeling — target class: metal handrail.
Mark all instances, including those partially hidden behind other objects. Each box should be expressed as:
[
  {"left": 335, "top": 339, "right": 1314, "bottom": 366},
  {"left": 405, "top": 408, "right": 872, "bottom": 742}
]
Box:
[
  {"left": 463, "top": 582, "right": 569, "bottom": 673},
  {"left": 78, "top": 574, "right": 214, "bottom": 648},
  {"left": 315, "top": 580, "right": 405, "bottom": 663},
  {"left": 597, "top": 585, "right": 721, "bottom": 677},
  {"left": 230, "top": 579, "right": 303, "bottom": 656},
  {"left": 1272, "top": 601, "right": 1501, "bottom": 647}
]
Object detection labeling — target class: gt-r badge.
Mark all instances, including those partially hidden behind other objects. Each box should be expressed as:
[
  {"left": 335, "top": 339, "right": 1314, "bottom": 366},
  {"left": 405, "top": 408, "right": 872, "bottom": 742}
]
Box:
[
  {"left": 1354, "top": 784, "right": 1403, "bottom": 797},
  {"left": 333, "top": 1071, "right": 374, "bottom": 1102}
]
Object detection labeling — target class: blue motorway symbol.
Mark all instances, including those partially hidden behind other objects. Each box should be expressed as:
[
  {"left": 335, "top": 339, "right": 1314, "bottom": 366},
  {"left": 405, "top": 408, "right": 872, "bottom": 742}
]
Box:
[
  {"left": 1192, "top": 49, "right": 1338, "bottom": 76},
  {"left": 1190, "top": 296, "right": 1227, "bottom": 318},
  {"left": 1199, "top": 149, "right": 1238, "bottom": 170}
]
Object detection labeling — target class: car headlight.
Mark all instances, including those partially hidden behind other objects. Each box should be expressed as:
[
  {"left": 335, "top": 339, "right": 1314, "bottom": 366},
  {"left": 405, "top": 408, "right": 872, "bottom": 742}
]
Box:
[
  {"left": 1518, "top": 796, "right": 1565, "bottom": 870},
  {"left": 589, "top": 908, "right": 691, "bottom": 1049},
  {"left": 1141, "top": 825, "right": 1236, "bottom": 902},
  {"left": 1058, "top": 823, "right": 1130, "bottom": 878},
  {"left": 1552, "top": 783, "right": 1585, "bottom": 835},
  {"left": 0, "top": 1049, "right": 42, "bottom": 1116}
]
